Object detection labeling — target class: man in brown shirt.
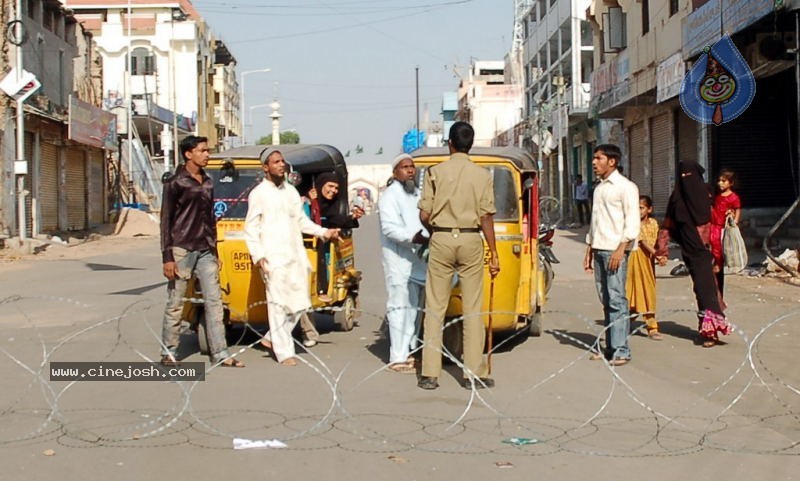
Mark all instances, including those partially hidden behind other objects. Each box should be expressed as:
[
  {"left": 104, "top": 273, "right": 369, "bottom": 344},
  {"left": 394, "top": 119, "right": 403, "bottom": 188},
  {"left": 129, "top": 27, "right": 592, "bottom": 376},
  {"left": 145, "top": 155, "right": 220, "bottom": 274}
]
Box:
[
  {"left": 160, "top": 135, "right": 243, "bottom": 368},
  {"left": 417, "top": 121, "right": 500, "bottom": 390}
]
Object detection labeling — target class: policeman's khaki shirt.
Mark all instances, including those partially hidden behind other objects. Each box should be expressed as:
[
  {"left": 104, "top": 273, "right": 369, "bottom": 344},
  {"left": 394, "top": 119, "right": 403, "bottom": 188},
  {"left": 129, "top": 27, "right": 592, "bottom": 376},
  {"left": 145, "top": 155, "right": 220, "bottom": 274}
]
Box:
[{"left": 418, "top": 152, "right": 496, "bottom": 228}]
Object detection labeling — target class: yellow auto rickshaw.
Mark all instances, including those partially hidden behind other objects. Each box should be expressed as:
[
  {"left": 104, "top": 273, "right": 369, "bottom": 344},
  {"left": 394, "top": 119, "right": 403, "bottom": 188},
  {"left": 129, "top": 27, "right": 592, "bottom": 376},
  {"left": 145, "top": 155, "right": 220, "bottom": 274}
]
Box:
[
  {"left": 185, "top": 144, "right": 361, "bottom": 353},
  {"left": 411, "top": 147, "right": 546, "bottom": 350}
]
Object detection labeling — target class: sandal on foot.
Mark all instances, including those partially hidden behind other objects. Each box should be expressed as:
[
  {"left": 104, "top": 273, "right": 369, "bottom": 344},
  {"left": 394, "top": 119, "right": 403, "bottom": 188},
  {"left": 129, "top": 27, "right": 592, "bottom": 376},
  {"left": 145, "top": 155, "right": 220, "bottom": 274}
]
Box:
[
  {"left": 388, "top": 362, "right": 415, "bottom": 374},
  {"left": 648, "top": 330, "right": 663, "bottom": 341},
  {"left": 220, "top": 358, "right": 245, "bottom": 368},
  {"left": 589, "top": 352, "right": 605, "bottom": 361},
  {"left": 259, "top": 339, "right": 273, "bottom": 350},
  {"left": 280, "top": 358, "right": 298, "bottom": 366},
  {"left": 610, "top": 358, "right": 630, "bottom": 366},
  {"left": 702, "top": 339, "right": 716, "bottom": 348}
]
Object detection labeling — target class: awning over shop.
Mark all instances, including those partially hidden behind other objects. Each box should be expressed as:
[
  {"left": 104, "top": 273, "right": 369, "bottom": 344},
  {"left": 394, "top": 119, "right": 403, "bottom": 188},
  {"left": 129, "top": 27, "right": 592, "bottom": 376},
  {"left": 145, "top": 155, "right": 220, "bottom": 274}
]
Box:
[{"left": 131, "top": 98, "right": 194, "bottom": 143}]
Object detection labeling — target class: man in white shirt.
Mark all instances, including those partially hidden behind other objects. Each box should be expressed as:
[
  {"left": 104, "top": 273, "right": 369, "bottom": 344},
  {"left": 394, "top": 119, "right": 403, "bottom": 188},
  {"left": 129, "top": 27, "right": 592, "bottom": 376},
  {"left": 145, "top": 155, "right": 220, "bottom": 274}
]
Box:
[
  {"left": 583, "top": 144, "right": 640, "bottom": 366},
  {"left": 378, "top": 153, "right": 429, "bottom": 374},
  {"left": 244, "top": 150, "right": 339, "bottom": 366}
]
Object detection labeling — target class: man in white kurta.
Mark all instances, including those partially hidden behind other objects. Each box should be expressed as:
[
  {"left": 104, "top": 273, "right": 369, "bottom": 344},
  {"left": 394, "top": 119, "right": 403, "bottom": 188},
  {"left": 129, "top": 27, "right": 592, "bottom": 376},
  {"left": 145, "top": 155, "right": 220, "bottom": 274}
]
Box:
[
  {"left": 379, "top": 154, "right": 429, "bottom": 372},
  {"left": 244, "top": 150, "right": 338, "bottom": 365}
]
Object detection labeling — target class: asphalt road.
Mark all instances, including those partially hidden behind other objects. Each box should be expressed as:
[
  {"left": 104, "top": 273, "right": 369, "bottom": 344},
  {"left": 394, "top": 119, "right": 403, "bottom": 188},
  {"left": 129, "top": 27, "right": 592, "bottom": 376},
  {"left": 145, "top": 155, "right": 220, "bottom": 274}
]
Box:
[{"left": 0, "top": 215, "right": 798, "bottom": 480}]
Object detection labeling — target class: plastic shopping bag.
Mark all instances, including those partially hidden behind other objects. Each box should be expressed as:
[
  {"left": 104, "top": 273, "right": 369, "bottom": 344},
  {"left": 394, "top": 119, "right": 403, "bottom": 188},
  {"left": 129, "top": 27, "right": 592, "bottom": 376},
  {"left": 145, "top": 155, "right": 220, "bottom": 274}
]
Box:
[{"left": 723, "top": 216, "right": 747, "bottom": 273}]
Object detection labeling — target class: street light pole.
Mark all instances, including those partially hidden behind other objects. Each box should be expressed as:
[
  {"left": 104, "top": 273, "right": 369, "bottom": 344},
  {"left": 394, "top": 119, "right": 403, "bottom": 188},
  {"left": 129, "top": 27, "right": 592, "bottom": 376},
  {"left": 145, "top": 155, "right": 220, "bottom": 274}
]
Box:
[
  {"left": 169, "top": 9, "right": 188, "bottom": 172},
  {"left": 14, "top": 0, "right": 26, "bottom": 240},
  {"left": 248, "top": 103, "right": 270, "bottom": 142},
  {"left": 239, "top": 68, "right": 270, "bottom": 145},
  {"left": 126, "top": 0, "right": 134, "bottom": 203},
  {"left": 553, "top": 74, "right": 566, "bottom": 225},
  {"left": 415, "top": 66, "right": 420, "bottom": 148}
]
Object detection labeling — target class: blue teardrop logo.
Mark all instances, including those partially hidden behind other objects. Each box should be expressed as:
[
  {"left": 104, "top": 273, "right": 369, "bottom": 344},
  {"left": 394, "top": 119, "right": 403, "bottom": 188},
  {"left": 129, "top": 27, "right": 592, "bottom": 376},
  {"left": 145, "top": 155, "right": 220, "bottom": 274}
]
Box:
[
  {"left": 214, "top": 200, "right": 228, "bottom": 218},
  {"left": 679, "top": 35, "right": 756, "bottom": 126}
]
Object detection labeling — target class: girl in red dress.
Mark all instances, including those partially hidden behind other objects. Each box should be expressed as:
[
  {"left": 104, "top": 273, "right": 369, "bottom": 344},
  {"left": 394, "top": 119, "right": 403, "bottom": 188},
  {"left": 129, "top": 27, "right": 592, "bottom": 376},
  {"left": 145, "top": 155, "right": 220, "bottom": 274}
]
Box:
[{"left": 709, "top": 169, "right": 741, "bottom": 297}]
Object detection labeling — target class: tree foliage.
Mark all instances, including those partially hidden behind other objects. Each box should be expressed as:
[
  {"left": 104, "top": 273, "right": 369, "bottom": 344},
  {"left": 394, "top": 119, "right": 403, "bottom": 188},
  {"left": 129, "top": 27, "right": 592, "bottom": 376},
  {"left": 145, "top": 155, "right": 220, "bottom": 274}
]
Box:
[{"left": 257, "top": 131, "right": 300, "bottom": 145}]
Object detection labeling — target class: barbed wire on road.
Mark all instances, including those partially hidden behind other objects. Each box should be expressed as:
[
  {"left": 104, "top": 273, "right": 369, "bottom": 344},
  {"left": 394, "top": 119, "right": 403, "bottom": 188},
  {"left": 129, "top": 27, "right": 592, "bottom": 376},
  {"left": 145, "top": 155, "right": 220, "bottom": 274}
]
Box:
[{"left": 0, "top": 294, "right": 798, "bottom": 457}]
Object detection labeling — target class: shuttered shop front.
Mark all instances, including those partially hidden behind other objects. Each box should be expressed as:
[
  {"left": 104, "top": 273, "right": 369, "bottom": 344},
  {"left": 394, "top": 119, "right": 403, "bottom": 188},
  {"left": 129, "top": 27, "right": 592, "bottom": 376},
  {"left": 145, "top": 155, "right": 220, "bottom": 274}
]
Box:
[
  {"left": 87, "top": 150, "right": 105, "bottom": 226},
  {"left": 628, "top": 122, "right": 647, "bottom": 196},
  {"left": 24, "top": 133, "right": 34, "bottom": 236},
  {"left": 40, "top": 142, "right": 60, "bottom": 232},
  {"left": 650, "top": 113, "right": 672, "bottom": 215},
  {"left": 65, "top": 148, "right": 87, "bottom": 230}
]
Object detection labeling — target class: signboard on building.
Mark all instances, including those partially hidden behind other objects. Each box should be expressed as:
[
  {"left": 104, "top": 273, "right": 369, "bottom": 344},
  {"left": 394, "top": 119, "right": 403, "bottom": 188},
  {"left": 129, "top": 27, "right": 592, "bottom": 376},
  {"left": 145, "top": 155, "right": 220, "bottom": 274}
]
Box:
[
  {"left": 68, "top": 96, "right": 118, "bottom": 151},
  {"left": 0, "top": 68, "right": 41, "bottom": 103},
  {"left": 657, "top": 53, "right": 685, "bottom": 103},
  {"left": 590, "top": 51, "right": 630, "bottom": 98},
  {"left": 683, "top": 0, "right": 776, "bottom": 59},
  {"left": 589, "top": 51, "right": 633, "bottom": 116}
]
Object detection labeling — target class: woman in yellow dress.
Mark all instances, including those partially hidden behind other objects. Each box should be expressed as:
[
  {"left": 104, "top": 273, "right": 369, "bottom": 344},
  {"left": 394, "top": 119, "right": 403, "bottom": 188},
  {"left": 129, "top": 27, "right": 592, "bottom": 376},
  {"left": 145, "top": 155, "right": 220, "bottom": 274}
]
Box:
[{"left": 626, "top": 195, "right": 663, "bottom": 340}]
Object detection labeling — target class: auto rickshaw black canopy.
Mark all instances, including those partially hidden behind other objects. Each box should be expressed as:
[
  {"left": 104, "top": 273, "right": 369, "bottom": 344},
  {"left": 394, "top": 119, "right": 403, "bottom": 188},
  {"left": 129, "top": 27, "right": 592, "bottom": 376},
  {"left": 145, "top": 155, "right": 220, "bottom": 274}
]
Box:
[
  {"left": 209, "top": 144, "right": 350, "bottom": 219},
  {"left": 411, "top": 146, "right": 538, "bottom": 173},
  {"left": 210, "top": 144, "right": 348, "bottom": 182}
]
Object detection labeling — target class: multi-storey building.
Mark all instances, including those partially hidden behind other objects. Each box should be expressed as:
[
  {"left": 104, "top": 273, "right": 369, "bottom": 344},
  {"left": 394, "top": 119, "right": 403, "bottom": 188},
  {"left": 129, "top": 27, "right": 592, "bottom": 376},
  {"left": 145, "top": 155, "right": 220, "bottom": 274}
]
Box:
[
  {"left": 212, "top": 40, "right": 240, "bottom": 152},
  {"left": 71, "top": 0, "right": 218, "bottom": 209},
  {"left": 588, "top": 0, "right": 800, "bottom": 222},
  {"left": 457, "top": 60, "right": 523, "bottom": 148},
  {"left": 1, "top": 0, "right": 109, "bottom": 238},
  {"left": 587, "top": 0, "right": 693, "bottom": 215},
  {"left": 520, "top": 0, "right": 593, "bottom": 207}
]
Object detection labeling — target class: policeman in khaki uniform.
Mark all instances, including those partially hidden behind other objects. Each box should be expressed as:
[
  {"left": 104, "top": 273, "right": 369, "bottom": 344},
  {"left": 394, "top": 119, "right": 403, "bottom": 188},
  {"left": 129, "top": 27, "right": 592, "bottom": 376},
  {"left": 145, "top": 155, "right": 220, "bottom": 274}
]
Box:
[{"left": 417, "top": 121, "right": 500, "bottom": 390}]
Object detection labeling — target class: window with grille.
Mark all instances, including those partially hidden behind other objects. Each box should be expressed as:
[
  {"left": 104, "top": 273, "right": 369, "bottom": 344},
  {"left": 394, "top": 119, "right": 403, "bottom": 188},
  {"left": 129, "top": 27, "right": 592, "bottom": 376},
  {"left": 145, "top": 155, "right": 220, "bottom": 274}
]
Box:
[{"left": 130, "top": 48, "right": 156, "bottom": 75}]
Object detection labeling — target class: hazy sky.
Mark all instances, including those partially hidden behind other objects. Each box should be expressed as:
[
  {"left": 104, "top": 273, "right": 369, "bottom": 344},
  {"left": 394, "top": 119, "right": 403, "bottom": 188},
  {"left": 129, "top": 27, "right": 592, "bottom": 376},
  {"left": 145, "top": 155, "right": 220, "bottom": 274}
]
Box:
[{"left": 193, "top": 0, "right": 514, "bottom": 164}]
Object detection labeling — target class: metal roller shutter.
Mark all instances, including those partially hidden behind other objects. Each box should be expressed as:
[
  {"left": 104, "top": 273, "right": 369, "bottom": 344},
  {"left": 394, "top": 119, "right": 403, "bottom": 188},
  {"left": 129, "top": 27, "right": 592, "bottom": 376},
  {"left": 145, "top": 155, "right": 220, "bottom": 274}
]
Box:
[
  {"left": 712, "top": 70, "right": 795, "bottom": 208},
  {"left": 628, "top": 122, "right": 647, "bottom": 195},
  {"left": 40, "top": 142, "right": 60, "bottom": 232},
  {"left": 677, "top": 111, "right": 697, "bottom": 164},
  {"left": 66, "top": 148, "right": 87, "bottom": 230},
  {"left": 87, "top": 151, "right": 104, "bottom": 226},
  {"left": 22, "top": 133, "right": 35, "bottom": 236},
  {"left": 650, "top": 113, "right": 672, "bottom": 215}
]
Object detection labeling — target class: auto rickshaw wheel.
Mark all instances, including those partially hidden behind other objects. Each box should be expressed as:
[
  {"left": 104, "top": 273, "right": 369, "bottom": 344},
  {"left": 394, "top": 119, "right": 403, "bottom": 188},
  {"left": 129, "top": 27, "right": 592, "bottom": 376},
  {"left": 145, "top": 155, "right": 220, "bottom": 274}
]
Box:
[
  {"left": 528, "top": 306, "right": 543, "bottom": 337},
  {"left": 334, "top": 295, "right": 357, "bottom": 331},
  {"left": 196, "top": 317, "right": 210, "bottom": 355}
]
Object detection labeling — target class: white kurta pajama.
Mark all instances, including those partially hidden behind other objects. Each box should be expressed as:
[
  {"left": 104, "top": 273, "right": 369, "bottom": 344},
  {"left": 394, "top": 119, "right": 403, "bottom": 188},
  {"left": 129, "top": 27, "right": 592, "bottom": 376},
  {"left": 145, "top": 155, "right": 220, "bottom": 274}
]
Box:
[
  {"left": 378, "top": 180, "right": 428, "bottom": 364},
  {"left": 244, "top": 179, "right": 328, "bottom": 362}
]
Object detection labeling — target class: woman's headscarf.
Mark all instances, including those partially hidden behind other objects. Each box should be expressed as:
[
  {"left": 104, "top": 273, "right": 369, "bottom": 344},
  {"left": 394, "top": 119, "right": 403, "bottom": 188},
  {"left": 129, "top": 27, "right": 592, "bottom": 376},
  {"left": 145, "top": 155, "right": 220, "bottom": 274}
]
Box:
[
  {"left": 315, "top": 172, "right": 341, "bottom": 212},
  {"left": 667, "top": 160, "right": 712, "bottom": 227},
  {"left": 315, "top": 172, "right": 339, "bottom": 190},
  {"left": 312, "top": 171, "right": 358, "bottom": 229}
]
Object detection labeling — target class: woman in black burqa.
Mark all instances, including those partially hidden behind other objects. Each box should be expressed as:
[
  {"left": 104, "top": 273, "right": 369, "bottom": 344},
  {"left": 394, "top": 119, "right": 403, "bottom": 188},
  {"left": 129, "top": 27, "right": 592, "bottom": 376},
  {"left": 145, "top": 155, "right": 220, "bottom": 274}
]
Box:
[
  {"left": 658, "top": 160, "right": 731, "bottom": 347},
  {"left": 309, "top": 172, "right": 362, "bottom": 301}
]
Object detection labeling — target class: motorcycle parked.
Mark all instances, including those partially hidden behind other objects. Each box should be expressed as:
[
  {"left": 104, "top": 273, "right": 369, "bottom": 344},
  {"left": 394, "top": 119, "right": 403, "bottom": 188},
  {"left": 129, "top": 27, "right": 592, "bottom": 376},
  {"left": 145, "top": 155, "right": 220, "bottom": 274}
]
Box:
[{"left": 538, "top": 224, "right": 559, "bottom": 297}]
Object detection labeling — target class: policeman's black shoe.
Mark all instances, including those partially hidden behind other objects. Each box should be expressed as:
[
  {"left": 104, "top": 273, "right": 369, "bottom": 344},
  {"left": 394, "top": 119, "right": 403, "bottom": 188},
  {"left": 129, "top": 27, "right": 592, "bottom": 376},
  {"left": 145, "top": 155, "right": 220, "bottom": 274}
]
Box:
[
  {"left": 417, "top": 376, "right": 439, "bottom": 390},
  {"left": 463, "top": 377, "right": 495, "bottom": 390}
]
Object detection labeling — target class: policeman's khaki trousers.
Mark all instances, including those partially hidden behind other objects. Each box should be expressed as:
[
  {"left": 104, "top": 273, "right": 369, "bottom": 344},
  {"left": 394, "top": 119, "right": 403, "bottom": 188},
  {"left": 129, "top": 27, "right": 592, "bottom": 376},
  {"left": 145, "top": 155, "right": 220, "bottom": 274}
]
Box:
[{"left": 421, "top": 232, "right": 488, "bottom": 380}]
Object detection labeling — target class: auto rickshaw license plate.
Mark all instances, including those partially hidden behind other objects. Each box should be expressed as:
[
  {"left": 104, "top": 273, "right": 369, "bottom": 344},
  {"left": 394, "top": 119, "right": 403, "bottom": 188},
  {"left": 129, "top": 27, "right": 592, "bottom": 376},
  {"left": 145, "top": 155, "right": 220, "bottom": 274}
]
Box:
[
  {"left": 336, "top": 239, "right": 355, "bottom": 269},
  {"left": 231, "top": 251, "right": 252, "bottom": 272}
]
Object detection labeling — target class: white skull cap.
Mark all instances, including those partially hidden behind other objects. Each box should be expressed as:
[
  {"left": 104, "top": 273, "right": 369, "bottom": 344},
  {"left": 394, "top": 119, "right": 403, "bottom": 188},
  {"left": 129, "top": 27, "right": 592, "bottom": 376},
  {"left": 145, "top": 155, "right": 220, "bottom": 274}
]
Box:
[{"left": 392, "top": 153, "right": 414, "bottom": 170}]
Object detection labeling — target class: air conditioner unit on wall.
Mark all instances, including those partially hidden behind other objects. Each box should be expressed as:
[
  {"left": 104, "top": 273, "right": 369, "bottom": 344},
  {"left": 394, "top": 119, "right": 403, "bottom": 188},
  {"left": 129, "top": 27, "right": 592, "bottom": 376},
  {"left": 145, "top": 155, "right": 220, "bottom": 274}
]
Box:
[{"left": 749, "top": 32, "right": 796, "bottom": 68}]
